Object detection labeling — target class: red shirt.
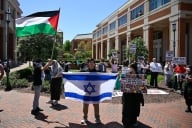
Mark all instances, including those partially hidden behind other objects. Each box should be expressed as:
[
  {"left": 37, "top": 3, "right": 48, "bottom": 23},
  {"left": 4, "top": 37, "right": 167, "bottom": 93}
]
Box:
[{"left": 174, "top": 65, "right": 186, "bottom": 74}]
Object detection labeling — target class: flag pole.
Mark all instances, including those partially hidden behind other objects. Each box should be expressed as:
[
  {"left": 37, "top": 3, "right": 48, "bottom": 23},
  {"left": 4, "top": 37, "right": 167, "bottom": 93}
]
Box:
[
  {"left": 50, "top": 8, "right": 60, "bottom": 60},
  {"left": 51, "top": 34, "right": 57, "bottom": 59}
]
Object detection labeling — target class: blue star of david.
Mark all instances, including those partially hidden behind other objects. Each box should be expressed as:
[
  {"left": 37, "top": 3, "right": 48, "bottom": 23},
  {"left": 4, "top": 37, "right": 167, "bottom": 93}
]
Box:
[{"left": 84, "top": 82, "right": 96, "bottom": 95}]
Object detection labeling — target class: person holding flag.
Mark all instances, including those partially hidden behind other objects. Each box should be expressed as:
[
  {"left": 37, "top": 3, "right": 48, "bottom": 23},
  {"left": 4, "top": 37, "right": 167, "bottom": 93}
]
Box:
[
  {"left": 31, "top": 59, "right": 52, "bottom": 115},
  {"left": 80, "top": 58, "right": 101, "bottom": 125}
]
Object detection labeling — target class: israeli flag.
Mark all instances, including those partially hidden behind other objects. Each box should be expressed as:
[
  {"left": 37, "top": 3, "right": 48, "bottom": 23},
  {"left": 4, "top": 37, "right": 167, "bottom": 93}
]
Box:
[{"left": 63, "top": 72, "right": 117, "bottom": 104}]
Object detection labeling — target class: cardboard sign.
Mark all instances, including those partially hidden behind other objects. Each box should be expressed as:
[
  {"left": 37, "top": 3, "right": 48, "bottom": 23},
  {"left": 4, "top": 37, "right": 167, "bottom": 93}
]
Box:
[
  {"left": 150, "top": 62, "right": 163, "bottom": 72},
  {"left": 166, "top": 51, "right": 174, "bottom": 61},
  {"left": 172, "top": 57, "right": 186, "bottom": 65},
  {"left": 121, "top": 74, "right": 147, "bottom": 93},
  {"left": 112, "top": 51, "right": 118, "bottom": 58},
  {"left": 129, "top": 44, "right": 136, "bottom": 54}
]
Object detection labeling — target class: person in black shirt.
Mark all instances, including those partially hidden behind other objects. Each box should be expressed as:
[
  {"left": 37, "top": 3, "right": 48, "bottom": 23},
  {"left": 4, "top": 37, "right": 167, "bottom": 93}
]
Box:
[
  {"left": 122, "top": 63, "right": 144, "bottom": 127},
  {"left": 31, "top": 59, "right": 52, "bottom": 115},
  {"left": 98, "top": 58, "right": 107, "bottom": 72},
  {"left": 184, "top": 65, "right": 192, "bottom": 112}
]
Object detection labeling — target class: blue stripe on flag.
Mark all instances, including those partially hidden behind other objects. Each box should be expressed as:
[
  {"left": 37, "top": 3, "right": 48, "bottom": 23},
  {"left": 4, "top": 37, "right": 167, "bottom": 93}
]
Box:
[
  {"left": 63, "top": 73, "right": 116, "bottom": 81},
  {"left": 65, "top": 92, "right": 112, "bottom": 101}
]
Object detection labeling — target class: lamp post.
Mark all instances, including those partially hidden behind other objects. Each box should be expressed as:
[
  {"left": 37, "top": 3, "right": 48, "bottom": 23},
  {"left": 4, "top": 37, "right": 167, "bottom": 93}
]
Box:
[
  {"left": 5, "top": 8, "right": 12, "bottom": 91},
  {"left": 172, "top": 23, "right": 176, "bottom": 57}
]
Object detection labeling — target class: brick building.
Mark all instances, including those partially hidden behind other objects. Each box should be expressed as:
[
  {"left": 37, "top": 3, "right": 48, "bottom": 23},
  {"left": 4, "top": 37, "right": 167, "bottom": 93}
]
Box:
[
  {"left": 71, "top": 33, "right": 92, "bottom": 53},
  {"left": 92, "top": 0, "right": 192, "bottom": 64},
  {"left": 0, "top": 0, "right": 22, "bottom": 65}
]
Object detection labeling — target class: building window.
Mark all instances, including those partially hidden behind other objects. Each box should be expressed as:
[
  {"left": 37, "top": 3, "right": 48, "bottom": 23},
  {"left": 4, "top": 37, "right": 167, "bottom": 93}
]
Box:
[
  {"left": 102, "top": 26, "right": 108, "bottom": 35},
  {"left": 131, "top": 4, "right": 144, "bottom": 20},
  {"left": 97, "top": 30, "right": 101, "bottom": 38},
  {"left": 109, "top": 21, "right": 116, "bottom": 31},
  {"left": 93, "top": 32, "right": 97, "bottom": 40},
  {"left": 118, "top": 14, "right": 127, "bottom": 27},
  {"left": 149, "top": 0, "right": 170, "bottom": 11},
  {"left": 153, "top": 31, "right": 162, "bottom": 39}
]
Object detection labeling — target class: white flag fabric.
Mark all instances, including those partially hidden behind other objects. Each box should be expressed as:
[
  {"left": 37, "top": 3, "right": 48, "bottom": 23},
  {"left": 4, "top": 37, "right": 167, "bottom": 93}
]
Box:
[{"left": 63, "top": 72, "right": 117, "bottom": 104}]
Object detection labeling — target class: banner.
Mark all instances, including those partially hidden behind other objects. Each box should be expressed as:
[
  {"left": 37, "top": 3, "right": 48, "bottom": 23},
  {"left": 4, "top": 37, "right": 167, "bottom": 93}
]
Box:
[
  {"left": 63, "top": 72, "right": 117, "bottom": 104},
  {"left": 165, "top": 51, "right": 174, "bottom": 61},
  {"left": 150, "top": 62, "right": 163, "bottom": 72},
  {"left": 172, "top": 57, "right": 186, "bottom": 65},
  {"left": 120, "top": 74, "right": 147, "bottom": 93}
]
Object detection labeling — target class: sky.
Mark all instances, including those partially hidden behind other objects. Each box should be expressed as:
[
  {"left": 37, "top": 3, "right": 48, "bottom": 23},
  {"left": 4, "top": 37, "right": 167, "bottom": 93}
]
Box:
[{"left": 18, "top": 0, "right": 128, "bottom": 42}]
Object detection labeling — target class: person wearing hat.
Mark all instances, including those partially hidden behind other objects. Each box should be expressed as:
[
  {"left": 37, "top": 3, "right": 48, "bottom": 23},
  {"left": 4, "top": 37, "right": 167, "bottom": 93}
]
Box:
[
  {"left": 31, "top": 59, "right": 52, "bottom": 115},
  {"left": 184, "top": 65, "right": 192, "bottom": 112}
]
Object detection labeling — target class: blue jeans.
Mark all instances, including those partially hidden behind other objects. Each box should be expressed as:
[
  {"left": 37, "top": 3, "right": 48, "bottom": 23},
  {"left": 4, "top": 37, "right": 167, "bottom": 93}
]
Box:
[{"left": 33, "top": 85, "right": 42, "bottom": 110}]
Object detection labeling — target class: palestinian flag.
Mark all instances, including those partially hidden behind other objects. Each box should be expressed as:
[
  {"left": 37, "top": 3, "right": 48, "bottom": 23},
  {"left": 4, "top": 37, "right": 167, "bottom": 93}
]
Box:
[{"left": 16, "top": 10, "right": 60, "bottom": 37}]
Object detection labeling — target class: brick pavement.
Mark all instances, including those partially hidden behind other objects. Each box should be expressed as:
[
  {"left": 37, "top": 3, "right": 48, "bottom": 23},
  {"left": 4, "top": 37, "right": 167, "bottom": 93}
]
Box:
[
  {"left": 0, "top": 90, "right": 192, "bottom": 128},
  {"left": 0, "top": 62, "right": 192, "bottom": 128}
]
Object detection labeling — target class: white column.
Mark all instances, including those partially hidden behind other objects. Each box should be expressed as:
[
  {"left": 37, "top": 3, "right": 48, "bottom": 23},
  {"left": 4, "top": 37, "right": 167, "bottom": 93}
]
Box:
[
  {"left": 115, "top": 36, "right": 119, "bottom": 50},
  {"left": 107, "top": 39, "right": 110, "bottom": 60},
  {"left": 96, "top": 43, "right": 98, "bottom": 60},
  {"left": 101, "top": 41, "right": 103, "bottom": 59},
  {"left": 143, "top": 25, "right": 150, "bottom": 49},
  {"left": 127, "top": 31, "right": 131, "bottom": 47}
]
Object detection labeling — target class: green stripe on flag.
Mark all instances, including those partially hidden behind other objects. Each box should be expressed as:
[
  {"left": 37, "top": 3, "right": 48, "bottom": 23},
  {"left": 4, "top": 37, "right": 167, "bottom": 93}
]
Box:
[{"left": 16, "top": 23, "right": 56, "bottom": 37}]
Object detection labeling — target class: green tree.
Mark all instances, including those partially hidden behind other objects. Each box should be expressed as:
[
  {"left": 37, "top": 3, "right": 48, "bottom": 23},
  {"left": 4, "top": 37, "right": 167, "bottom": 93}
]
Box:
[
  {"left": 17, "top": 34, "right": 62, "bottom": 61},
  {"left": 73, "top": 41, "right": 92, "bottom": 61},
  {"left": 127, "top": 37, "right": 148, "bottom": 61},
  {"left": 63, "top": 40, "right": 71, "bottom": 52}
]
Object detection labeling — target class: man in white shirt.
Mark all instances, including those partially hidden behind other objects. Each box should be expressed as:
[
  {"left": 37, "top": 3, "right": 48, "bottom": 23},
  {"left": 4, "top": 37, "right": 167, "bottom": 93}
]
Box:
[{"left": 149, "top": 58, "right": 162, "bottom": 88}]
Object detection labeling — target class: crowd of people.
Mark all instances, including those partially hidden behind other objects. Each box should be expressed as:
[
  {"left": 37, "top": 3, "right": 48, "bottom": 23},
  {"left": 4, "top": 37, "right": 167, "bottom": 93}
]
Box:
[{"left": 1, "top": 57, "right": 192, "bottom": 127}]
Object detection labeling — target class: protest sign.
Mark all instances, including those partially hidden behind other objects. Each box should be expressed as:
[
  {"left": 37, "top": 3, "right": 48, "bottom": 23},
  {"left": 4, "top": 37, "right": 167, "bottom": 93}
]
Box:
[
  {"left": 121, "top": 74, "right": 147, "bottom": 93},
  {"left": 172, "top": 57, "right": 186, "bottom": 65}
]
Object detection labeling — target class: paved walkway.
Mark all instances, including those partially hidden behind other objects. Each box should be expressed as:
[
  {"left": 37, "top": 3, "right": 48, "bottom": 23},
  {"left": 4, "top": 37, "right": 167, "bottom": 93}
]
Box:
[
  {"left": 0, "top": 90, "right": 192, "bottom": 128},
  {"left": 0, "top": 62, "right": 192, "bottom": 128}
]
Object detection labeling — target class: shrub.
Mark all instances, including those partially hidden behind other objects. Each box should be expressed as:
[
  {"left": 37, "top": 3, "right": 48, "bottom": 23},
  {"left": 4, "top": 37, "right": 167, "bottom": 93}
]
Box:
[
  {"left": 1, "top": 71, "right": 31, "bottom": 89},
  {"left": 16, "top": 67, "right": 33, "bottom": 81},
  {"left": 13, "top": 79, "right": 30, "bottom": 88}
]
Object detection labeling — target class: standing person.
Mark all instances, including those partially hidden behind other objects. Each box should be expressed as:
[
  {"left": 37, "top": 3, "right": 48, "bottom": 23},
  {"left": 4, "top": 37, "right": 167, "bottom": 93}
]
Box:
[
  {"left": 110, "top": 58, "right": 118, "bottom": 73},
  {"left": 49, "top": 60, "right": 63, "bottom": 105},
  {"left": 81, "top": 58, "right": 101, "bottom": 125},
  {"left": 31, "top": 59, "right": 52, "bottom": 115},
  {"left": 164, "top": 61, "right": 174, "bottom": 88},
  {"left": 183, "top": 65, "right": 192, "bottom": 112},
  {"left": 122, "top": 63, "right": 144, "bottom": 128},
  {"left": 174, "top": 64, "right": 186, "bottom": 91},
  {"left": 149, "top": 58, "right": 162, "bottom": 88},
  {"left": 0, "top": 62, "right": 4, "bottom": 80},
  {"left": 98, "top": 58, "right": 107, "bottom": 72}
]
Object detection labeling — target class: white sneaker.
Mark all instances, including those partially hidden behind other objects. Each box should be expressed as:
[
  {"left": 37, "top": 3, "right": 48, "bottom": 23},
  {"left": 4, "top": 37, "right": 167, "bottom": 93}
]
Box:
[
  {"left": 81, "top": 118, "right": 88, "bottom": 125},
  {"left": 53, "top": 100, "right": 58, "bottom": 105}
]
